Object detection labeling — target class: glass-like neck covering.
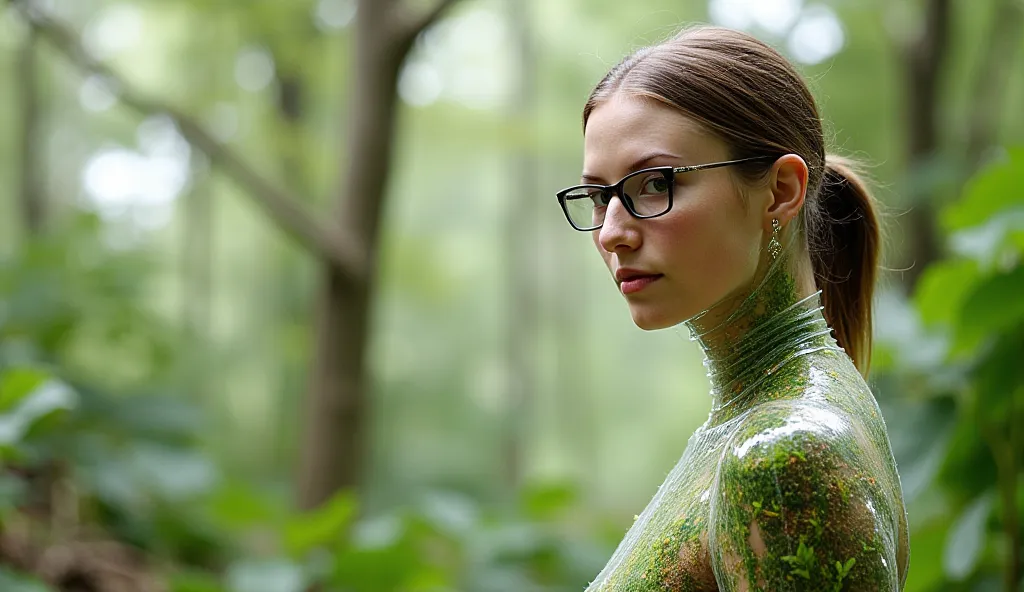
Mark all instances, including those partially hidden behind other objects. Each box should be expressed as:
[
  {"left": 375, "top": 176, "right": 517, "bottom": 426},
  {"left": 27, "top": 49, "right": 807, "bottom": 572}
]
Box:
[
  {"left": 586, "top": 222, "right": 909, "bottom": 592},
  {"left": 680, "top": 227, "right": 841, "bottom": 417}
]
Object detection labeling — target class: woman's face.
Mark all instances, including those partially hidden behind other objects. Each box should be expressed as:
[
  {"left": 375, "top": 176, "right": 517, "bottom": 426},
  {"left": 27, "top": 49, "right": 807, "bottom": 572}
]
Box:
[{"left": 583, "top": 94, "right": 769, "bottom": 329}]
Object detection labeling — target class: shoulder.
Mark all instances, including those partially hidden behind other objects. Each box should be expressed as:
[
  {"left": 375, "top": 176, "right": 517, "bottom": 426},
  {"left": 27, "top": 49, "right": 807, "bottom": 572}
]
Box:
[
  {"left": 721, "top": 400, "right": 859, "bottom": 477},
  {"left": 709, "top": 401, "right": 905, "bottom": 591}
]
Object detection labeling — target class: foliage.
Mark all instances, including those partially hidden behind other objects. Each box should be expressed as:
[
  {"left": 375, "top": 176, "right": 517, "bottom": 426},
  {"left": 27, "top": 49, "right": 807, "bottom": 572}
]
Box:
[
  {"left": 874, "top": 147, "right": 1024, "bottom": 591},
  {"left": 0, "top": 215, "right": 608, "bottom": 590},
  {"left": 5, "top": 159, "right": 1019, "bottom": 590},
  {"left": 1, "top": 0, "right": 1023, "bottom": 589}
]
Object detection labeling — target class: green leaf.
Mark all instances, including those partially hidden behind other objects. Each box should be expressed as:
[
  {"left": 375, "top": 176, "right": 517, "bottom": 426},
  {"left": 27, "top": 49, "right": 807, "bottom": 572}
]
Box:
[
  {"left": 956, "top": 266, "right": 1024, "bottom": 347},
  {"left": 914, "top": 259, "right": 981, "bottom": 327},
  {"left": 948, "top": 209, "right": 1024, "bottom": 264},
  {"left": 972, "top": 331, "right": 1024, "bottom": 423},
  {"left": 880, "top": 396, "right": 957, "bottom": 502},
  {"left": 0, "top": 374, "right": 76, "bottom": 446},
  {"left": 226, "top": 559, "right": 305, "bottom": 592},
  {"left": 937, "top": 413, "right": 997, "bottom": 500},
  {"left": 901, "top": 515, "right": 951, "bottom": 591},
  {"left": 943, "top": 492, "right": 992, "bottom": 580},
  {"left": 0, "top": 367, "right": 51, "bottom": 412},
  {"left": 109, "top": 395, "right": 206, "bottom": 441},
  {"left": 131, "top": 444, "right": 219, "bottom": 502},
  {"left": 207, "top": 481, "right": 285, "bottom": 531},
  {"left": 416, "top": 490, "right": 477, "bottom": 536},
  {"left": 520, "top": 480, "right": 578, "bottom": 520},
  {"left": 169, "top": 569, "right": 227, "bottom": 592},
  {"left": 283, "top": 490, "right": 357, "bottom": 556},
  {"left": 943, "top": 147, "right": 1024, "bottom": 231}
]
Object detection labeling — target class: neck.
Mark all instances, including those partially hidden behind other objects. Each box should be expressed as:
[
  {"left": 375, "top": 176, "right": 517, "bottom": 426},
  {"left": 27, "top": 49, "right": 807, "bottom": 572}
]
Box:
[{"left": 682, "top": 250, "right": 839, "bottom": 414}]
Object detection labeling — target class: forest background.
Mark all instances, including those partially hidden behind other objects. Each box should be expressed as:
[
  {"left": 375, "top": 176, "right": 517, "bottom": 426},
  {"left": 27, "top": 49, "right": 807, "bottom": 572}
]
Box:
[{"left": 1, "top": 0, "right": 1023, "bottom": 590}]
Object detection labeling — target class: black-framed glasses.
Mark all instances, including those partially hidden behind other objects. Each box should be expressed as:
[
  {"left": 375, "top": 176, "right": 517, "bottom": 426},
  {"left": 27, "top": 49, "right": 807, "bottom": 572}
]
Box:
[{"left": 555, "top": 155, "right": 777, "bottom": 231}]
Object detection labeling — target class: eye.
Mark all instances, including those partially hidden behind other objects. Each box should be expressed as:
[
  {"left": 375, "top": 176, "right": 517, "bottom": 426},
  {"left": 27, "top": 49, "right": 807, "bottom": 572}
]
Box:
[{"left": 641, "top": 176, "right": 670, "bottom": 195}]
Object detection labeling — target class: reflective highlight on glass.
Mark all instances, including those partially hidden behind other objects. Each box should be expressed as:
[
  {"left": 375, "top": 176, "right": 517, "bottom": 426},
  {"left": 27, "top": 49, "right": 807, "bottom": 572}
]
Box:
[{"left": 582, "top": 220, "right": 909, "bottom": 591}]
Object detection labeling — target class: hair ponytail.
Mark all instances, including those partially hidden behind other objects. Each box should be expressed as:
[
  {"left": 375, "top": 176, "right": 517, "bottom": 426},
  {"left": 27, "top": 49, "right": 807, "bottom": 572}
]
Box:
[{"left": 809, "top": 155, "right": 881, "bottom": 376}]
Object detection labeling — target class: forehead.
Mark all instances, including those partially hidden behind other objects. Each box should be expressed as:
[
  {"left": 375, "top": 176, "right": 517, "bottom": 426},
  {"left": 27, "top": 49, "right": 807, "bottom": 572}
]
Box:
[{"left": 582, "top": 94, "right": 722, "bottom": 178}]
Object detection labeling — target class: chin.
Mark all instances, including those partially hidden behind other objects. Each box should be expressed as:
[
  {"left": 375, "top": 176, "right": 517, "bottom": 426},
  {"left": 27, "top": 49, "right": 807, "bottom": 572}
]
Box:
[{"left": 628, "top": 307, "right": 682, "bottom": 331}]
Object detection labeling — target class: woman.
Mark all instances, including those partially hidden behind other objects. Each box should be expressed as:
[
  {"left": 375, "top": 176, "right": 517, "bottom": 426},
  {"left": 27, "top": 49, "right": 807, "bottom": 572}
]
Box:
[{"left": 555, "top": 26, "right": 910, "bottom": 591}]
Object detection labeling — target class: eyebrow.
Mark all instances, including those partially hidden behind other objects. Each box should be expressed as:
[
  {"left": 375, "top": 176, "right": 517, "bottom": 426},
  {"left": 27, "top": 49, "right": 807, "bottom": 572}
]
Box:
[{"left": 580, "top": 151, "right": 682, "bottom": 184}]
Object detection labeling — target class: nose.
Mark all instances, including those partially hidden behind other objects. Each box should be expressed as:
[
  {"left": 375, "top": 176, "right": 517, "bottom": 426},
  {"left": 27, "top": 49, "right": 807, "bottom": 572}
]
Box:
[{"left": 596, "top": 195, "right": 642, "bottom": 254}]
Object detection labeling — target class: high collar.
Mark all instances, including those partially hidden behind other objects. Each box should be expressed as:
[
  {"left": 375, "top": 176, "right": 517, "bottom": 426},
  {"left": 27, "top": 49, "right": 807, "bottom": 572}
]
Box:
[{"left": 682, "top": 253, "right": 838, "bottom": 416}]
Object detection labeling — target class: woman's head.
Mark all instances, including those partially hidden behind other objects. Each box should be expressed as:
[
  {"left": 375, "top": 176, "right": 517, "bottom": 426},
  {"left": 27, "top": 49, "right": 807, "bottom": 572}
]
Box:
[{"left": 577, "top": 25, "right": 880, "bottom": 373}]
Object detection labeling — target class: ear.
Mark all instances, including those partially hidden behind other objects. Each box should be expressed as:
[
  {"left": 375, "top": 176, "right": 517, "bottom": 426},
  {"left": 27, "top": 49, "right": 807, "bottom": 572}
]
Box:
[{"left": 764, "top": 154, "right": 809, "bottom": 228}]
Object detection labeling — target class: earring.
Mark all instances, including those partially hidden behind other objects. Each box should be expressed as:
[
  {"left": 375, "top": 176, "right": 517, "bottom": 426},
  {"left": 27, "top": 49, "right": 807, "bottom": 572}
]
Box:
[{"left": 769, "top": 218, "right": 782, "bottom": 261}]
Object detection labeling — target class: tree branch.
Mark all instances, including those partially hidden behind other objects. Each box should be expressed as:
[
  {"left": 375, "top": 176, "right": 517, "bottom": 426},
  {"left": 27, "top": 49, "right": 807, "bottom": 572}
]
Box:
[
  {"left": 13, "top": 2, "right": 367, "bottom": 283},
  {"left": 399, "top": 0, "right": 460, "bottom": 46}
]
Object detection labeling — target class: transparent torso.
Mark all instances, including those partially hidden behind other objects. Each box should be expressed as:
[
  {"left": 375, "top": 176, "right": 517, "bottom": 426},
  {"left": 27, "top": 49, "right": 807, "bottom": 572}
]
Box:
[{"left": 586, "top": 286, "right": 909, "bottom": 591}]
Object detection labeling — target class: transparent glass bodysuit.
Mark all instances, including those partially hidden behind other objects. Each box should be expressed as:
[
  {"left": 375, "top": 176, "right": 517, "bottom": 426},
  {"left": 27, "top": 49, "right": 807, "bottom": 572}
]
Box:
[{"left": 585, "top": 235, "right": 910, "bottom": 591}]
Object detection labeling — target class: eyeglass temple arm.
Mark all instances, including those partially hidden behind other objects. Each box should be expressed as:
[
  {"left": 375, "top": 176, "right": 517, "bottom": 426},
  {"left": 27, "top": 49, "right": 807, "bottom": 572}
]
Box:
[{"left": 672, "top": 155, "right": 776, "bottom": 174}]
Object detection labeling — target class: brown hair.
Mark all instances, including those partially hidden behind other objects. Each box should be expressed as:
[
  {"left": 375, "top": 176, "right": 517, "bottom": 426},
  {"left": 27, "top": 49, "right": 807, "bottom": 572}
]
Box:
[{"left": 582, "top": 25, "right": 880, "bottom": 375}]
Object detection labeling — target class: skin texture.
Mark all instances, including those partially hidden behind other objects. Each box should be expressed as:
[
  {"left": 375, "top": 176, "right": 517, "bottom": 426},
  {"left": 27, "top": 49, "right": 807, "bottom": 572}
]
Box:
[
  {"left": 579, "top": 96, "right": 910, "bottom": 591},
  {"left": 586, "top": 95, "right": 769, "bottom": 330}
]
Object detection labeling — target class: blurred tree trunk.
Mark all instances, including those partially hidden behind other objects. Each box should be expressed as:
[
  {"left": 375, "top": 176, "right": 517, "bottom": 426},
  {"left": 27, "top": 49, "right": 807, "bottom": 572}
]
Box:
[
  {"left": 964, "top": 0, "right": 1024, "bottom": 166},
  {"left": 181, "top": 162, "right": 213, "bottom": 367},
  {"left": 181, "top": 19, "right": 217, "bottom": 396},
  {"left": 899, "top": 0, "right": 950, "bottom": 288},
  {"left": 272, "top": 68, "right": 312, "bottom": 471},
  {"left": 13, "top": 0, "right": 459, "bottom": 510},
  {"left": 18, "top": 25, "right": 43, "bottom": 236},
  {"left": 297, "top": 0, "right": 460, "bottom": 509},
  {"left": 501, "top": 0, "right": 537, "bottom": 491},
  {"left": 899, "top": 0, "right": 1023, "bottom": 288}
]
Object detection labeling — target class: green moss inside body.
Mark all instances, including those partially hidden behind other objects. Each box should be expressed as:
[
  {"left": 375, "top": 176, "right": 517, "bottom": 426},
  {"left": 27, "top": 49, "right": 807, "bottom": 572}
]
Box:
[{"left": 586, "top": 251, "right": 907, "bottom": 591}]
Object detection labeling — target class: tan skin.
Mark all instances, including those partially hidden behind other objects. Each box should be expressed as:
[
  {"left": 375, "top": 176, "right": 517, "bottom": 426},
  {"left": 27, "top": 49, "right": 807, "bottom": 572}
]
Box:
[{"left": 578, "top": 94, "right": 909, "bottom": 591}]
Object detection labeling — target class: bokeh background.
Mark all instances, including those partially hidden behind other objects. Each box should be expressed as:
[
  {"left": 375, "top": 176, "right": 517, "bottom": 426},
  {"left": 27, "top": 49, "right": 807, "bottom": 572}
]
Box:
[{"left": 0, "top": 0, "right": 1023, "bottom": 590}]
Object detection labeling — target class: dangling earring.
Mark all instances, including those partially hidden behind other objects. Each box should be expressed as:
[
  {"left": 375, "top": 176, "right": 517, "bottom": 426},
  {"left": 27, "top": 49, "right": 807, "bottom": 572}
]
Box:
[{"left": 769, "top": 218, "right": 782, "bottom": 261}]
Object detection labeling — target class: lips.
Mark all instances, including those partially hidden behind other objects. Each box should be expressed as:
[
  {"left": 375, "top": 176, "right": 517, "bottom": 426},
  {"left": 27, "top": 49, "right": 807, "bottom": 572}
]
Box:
[
  {"left": 615, "top": 268, "right": 662, "bottom": 283},
  {"left": 615, "top": 268, "right": 663, "bottom": 295}
]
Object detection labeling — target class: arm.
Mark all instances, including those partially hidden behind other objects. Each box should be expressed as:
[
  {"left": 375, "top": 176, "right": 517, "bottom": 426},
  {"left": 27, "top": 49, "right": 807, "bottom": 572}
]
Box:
[{"left": 709, "top": 404, "right": 905, "bottom": 591}]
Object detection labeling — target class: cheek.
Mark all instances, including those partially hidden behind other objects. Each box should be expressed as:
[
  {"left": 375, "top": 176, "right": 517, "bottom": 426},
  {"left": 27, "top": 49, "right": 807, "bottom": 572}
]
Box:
[{"left": 658, "top": 198, "right": 761, "bottom": 295}]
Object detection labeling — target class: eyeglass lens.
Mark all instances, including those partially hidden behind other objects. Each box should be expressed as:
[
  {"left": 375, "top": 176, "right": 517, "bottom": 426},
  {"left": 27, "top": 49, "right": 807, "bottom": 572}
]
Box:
[{"left": 562, "top": 169, "right": 672, "bottom": 229}]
